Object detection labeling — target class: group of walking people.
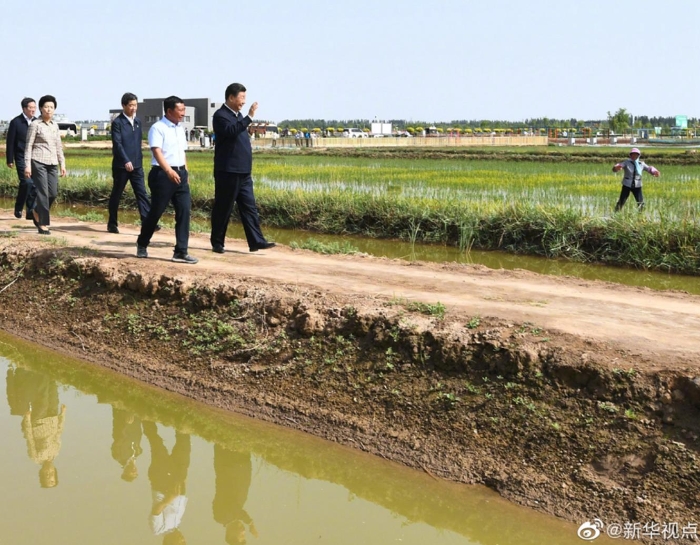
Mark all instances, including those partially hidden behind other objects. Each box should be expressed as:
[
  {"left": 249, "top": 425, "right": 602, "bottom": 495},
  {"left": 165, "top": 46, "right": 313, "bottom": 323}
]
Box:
[
  {"left": 114, "top": 82, "right": 275, "bottom": 264},
  {"left": 6, "top": 95, "right": 65, "bottom": 234},
  {"left": 6, "top": 82, "right": 275, "bottom": 261},
  {"left": 6, "top": 85, "right": 661, "bottom": 253}
]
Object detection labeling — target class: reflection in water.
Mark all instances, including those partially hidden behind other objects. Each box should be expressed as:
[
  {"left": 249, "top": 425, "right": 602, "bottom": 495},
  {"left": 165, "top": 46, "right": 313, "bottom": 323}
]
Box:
[
  {"left": 6, "top": 365, "right": 65, "bottom": 488},
  {"left": 0, "top": 331, "right": 626, "bottom": 545},
  {"left": 213, "top": 445, "right": 258, "bottom": 544},
  {"left": 145, "top": 422, "right": 190, "bottom": 544},
  {"left": 111, "top": 408, "right": 143, "bottom": 482}
]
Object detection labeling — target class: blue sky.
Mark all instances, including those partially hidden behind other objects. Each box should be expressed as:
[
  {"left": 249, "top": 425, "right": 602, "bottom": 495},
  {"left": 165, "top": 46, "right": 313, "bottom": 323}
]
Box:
[{"left": 1, "top": 0, "right": 697, "bottom": 123}]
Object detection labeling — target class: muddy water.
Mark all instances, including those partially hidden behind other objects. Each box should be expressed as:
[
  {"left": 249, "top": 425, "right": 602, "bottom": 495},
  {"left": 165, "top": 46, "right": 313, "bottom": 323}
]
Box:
[{"left": 0, "top": 331, "right": 627, "bottom": 545}]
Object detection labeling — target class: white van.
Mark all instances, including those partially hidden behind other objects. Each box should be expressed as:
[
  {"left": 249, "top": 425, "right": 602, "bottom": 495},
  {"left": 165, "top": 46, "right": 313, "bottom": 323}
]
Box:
[
  {"left": 58, "top": 122, "right": 78, "bottom": 137},
  {"left": 343, "top": 128, "right": 367, "bottom": 138}
]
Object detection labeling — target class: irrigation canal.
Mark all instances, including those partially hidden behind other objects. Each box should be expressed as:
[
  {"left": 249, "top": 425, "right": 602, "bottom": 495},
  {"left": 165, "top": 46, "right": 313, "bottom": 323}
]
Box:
[
  {"left": 0, "top": 199, "right": 649, "bottom": 543},
  {"left": 0, "top": 330, "right": 629, "bottom": 545}
]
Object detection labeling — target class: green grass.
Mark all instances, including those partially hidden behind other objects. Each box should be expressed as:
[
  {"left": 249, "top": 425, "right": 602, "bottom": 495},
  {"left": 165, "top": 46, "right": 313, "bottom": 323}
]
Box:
[
  {"left": 289, "top": 237, "right": 359, "bottom": 255},
  {"left": 3, "top": 147, "right": 700, "bottom": 274}
]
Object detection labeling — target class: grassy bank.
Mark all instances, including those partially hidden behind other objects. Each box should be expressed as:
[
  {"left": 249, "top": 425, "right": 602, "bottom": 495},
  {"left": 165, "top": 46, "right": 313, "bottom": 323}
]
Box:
[{"left": 2, "top": 147, "right": 700, "bottom": 274}]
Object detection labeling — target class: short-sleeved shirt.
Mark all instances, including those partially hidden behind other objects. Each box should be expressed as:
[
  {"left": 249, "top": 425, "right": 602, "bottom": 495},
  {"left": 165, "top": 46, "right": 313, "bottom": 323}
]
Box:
[
  {"left": 148, "top": 116, "right": 187, "bottom": 168},
  {"left": 149, "top": 493, "right": 187, "bottom": 536}
]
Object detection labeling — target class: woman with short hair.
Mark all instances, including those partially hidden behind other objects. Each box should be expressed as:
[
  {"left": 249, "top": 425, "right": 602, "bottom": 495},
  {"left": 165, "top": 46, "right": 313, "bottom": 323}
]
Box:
[{"left": 24, "top": 95, "right": 66, "bottom": 234}]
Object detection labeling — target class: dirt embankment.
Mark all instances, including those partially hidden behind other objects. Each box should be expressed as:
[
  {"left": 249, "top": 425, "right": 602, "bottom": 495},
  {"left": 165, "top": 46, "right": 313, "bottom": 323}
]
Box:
[{"left": 0, "top": 216, "right": 699, "bottom": 541}]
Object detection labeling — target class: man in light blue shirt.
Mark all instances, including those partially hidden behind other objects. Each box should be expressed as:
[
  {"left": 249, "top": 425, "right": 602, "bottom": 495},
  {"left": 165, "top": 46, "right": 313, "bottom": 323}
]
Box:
[{"left": 136, "top": 96, "right": 197, "bottom": 264}]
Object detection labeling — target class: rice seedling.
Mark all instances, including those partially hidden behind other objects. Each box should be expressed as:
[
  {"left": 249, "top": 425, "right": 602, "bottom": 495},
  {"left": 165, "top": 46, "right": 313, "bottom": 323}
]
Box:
[{"left": 2, "top": 148, "right": 700, "bottom": 273}]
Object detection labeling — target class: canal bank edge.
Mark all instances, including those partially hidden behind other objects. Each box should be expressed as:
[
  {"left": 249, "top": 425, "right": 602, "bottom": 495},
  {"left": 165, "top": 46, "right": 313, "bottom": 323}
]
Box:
[{"left": 0, "top": 240, "right": 698, "bottom": 540}]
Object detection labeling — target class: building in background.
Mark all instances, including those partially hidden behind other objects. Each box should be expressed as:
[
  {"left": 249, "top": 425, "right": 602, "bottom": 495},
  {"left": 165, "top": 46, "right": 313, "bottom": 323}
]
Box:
[{"left": 109, "top": 98, "right": 221, "bottom": 134}]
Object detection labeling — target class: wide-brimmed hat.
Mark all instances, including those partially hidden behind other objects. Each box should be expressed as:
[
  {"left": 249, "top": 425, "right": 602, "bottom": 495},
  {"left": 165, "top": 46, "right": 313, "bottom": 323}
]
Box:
[{"left": 629, "top": 147, "right": 641, "bottom": 156}]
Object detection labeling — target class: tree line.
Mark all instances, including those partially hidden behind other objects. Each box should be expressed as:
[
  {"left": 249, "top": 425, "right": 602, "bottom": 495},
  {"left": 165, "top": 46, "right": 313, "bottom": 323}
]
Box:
[{"left": 277, "top": 111, "right": 698, "bottom": 132}]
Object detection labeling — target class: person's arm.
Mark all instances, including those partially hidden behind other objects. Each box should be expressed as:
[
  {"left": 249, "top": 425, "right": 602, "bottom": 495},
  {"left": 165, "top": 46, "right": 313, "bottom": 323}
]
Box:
[
  {"left": 6, "top": 119, "right": 16, "bottom": 167},
  {"left": 213, "top": 108, "right": 254, "bottom": 139},
  {"left": 111, "top": 118, "right": 133, "bottom": 171},
  {"left": 22, "top": 412, "right": 38, "bottom": 460},
  {"left": 23, "top": 123, "right": 37, "bottom": 178},
  {"left": 56, "top": 125, "right": 66, "bottom": 177},
  {"left": 612, "top": 161, "right": 624, "bottom": 173},
  {"left": 134, "top": 120, "right": 143, "bottom": 168},
  {"left": 242, "top": 510, "right": 258, "bottom": 537},
  {"left": 180, "top": 129, "right": 187, "bottom": 172},
  {"left": 644, "top": 164, "right": 660, "bottom": 177},
  {"left": 151, "top": 490, "right": 180, "bottom": 515},
  {"left": 148, "top": 123, "right": 180, "bottom": 184},
  {"left": 57, "top": 404, "right": 66, "bottom": 434},
  {"left": 151, "top": 147, "right": 181, "bottom": 184}
]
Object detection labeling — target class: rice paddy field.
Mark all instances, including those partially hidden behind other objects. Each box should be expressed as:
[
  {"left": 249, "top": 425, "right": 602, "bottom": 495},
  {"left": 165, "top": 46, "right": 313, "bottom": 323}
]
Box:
[{"left": 3, "top": 147, "right": 700, "bottom": 274}]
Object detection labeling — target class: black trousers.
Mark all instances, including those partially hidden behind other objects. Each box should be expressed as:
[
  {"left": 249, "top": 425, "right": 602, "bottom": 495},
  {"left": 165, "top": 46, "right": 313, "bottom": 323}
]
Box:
[
  {"left": 143, "top": 421, "right": 190, "bottom": 494},
  {"left": 137, "top": 167, "right": 191, "bottom": 254},
  {"left": 108, "top": 166, "right": 151, "bottom": 228},
  {"left": 615, "top": 185, "right": 644, "bottom": 211},
  {"left": 14, "top": 160, "right": 36, "bottom": 216},
  {"left": 31, "top": 161, "right": 58, "bottom": 226},
  {"left": 210, "top": 171, "right": 266, "bottom": 249}
]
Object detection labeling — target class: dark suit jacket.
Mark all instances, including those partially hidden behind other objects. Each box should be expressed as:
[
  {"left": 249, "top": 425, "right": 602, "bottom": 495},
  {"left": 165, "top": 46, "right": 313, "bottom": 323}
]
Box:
[
  {"left": 6, "top": 114, "right": 33, "bottom": 166},
  {"left": 213, "top": 105, "right": 253, "bottom": 173},
  {"left": 111, "top": 113, "right": 143, "bottom": 169}
]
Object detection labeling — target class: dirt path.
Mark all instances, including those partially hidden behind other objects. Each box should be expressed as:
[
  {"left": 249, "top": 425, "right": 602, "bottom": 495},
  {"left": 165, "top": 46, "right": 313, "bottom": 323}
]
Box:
[{"left": 3, "top": 210, "right": 699, "bottom": 370}]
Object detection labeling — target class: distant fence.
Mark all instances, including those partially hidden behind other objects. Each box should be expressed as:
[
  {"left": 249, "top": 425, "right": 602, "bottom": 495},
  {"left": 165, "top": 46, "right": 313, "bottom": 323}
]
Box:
[{"left": 253, "top": 136, "right": 548, "bottom": 149}]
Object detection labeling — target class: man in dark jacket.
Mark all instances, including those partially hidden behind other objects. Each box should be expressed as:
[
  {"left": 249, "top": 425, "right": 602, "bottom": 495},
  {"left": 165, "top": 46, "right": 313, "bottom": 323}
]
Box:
[
  {"left": 212, "top": 443, "right": 257, "bottom": 544},
  {"left": 6, "top": 97, "right": 36, "bottom": 219},
  {"left": 210, "top": 83, "right": 275, "bottom": 254},
  {"left": 108, "top": 92, "right": 152, "bottom": 234}
]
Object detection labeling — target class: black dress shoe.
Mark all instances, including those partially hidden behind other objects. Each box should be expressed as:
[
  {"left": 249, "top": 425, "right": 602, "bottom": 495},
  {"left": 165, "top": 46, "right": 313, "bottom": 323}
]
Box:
[
  {"left": 37, "top": 227, "right": 50, "bottom": 235},
  {"left": 107, "top": 225, "right": 119, "bottom": 234},
  {"left": 212, "top": 245, "right": 225, "bottom": 254},
  {"left": 249, "top": 242, "right": 276, "bottom": 252},
  {"left": 14, "top": 211, "right": 22, "bottom": 219}
]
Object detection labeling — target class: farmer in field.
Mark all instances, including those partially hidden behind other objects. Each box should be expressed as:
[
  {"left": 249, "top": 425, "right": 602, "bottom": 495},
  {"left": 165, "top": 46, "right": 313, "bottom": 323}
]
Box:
[{"left": 612, "top": 147, "right": 659, "bottom": 211}]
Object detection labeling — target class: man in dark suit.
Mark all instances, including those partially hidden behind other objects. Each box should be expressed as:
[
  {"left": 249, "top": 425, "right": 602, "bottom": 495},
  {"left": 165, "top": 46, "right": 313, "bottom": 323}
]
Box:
[
  {"left": 210, "top": 83, "right": 275, "bottom": 254},
  {"left": 108, "top": 92, "right": 152, "bottom": 234},
  {"left": 212, "top": 443, "right": 258, "bottom": 544},
  {"left": 6, "top": 97, "right": 37, "bottom": 219}
]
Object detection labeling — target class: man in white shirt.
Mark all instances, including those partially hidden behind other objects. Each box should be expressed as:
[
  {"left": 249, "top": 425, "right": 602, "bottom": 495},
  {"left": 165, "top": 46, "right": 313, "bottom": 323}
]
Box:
[
  {"left": 144, "top": 421, "right": 190, "bottom": 545},
  {"left": 136, "top": 96, "right": 198, "bottom": 264}
]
